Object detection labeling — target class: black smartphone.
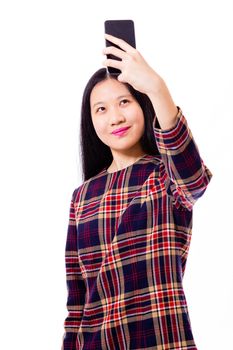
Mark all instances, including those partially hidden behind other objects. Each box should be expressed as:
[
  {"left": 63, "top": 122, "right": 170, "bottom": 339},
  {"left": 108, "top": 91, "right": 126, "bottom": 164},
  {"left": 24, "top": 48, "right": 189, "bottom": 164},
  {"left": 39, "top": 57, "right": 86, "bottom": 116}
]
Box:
[{"left": 104, "top": 20, "right": 136, "bottom": 75}]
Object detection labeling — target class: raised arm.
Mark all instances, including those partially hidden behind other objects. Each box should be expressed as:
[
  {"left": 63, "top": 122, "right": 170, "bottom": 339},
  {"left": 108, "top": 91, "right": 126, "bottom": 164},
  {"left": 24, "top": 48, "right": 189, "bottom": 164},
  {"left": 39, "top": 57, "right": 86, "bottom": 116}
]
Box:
[
  {"left": 153, "top": 108, "right": 212, "bottom": 210},
  {"left": 103, "top": 34, "right": 212, "bottom": 210}
]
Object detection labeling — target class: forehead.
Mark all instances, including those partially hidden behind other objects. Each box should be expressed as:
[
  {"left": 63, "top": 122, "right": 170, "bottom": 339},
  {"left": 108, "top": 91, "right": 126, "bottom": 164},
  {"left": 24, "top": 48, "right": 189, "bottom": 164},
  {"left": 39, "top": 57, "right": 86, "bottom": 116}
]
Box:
[{"left": 90, "top": 78, "right": 131, "bottom": 104}]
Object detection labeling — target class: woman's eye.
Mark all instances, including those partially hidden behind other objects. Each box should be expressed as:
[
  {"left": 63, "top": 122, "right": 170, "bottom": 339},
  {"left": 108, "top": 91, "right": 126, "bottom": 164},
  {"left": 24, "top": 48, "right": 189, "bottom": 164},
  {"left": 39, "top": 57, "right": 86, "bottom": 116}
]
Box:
[
  {"left": 120, "top": 99, "right": 129, "bottom": 105},
  {"left": 96, "top": 106, "right": 105, "bottom": 113}
]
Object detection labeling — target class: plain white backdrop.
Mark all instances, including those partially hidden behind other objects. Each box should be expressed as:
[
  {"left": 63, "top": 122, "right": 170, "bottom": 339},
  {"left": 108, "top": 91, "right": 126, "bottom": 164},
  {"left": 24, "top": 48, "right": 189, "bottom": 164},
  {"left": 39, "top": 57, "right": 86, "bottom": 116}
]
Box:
[{"left": 0, "top": 0, "right": 232, "bottom": 349}]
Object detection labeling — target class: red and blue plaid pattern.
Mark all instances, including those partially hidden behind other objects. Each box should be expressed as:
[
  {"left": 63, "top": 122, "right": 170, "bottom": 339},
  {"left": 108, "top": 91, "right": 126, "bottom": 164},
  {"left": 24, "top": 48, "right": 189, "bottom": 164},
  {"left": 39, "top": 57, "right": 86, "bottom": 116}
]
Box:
[{"left": 62, "top": 109, "right": 212, "bottom": 349}]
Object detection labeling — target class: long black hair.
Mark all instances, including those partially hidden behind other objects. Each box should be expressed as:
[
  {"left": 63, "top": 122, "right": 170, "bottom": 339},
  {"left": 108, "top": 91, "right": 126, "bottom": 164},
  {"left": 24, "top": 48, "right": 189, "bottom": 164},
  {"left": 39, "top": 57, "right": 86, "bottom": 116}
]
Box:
[{"left": 80, "top": 68, "right": 160, "bottom": 182}]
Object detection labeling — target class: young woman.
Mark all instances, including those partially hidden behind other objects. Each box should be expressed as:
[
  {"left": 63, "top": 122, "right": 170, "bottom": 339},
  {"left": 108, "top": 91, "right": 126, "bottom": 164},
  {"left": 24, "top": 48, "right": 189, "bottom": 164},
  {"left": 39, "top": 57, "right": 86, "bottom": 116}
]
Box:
[{"left": 62, "top": 33, "right": 212, "bottom": 350}]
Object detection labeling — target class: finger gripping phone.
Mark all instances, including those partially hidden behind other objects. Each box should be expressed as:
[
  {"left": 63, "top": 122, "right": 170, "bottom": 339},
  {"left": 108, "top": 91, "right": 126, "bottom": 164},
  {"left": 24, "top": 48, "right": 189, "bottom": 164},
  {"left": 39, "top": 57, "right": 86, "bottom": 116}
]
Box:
[{"left": 104, "top": 20, "right": 136, "bottom": 75}]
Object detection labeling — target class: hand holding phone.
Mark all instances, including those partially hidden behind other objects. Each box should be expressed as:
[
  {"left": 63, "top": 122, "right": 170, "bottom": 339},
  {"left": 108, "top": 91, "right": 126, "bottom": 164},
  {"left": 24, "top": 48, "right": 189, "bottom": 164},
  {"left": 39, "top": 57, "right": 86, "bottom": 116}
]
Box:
[{"left": 104, "top": 20, "right": 136, "bottom": 75}]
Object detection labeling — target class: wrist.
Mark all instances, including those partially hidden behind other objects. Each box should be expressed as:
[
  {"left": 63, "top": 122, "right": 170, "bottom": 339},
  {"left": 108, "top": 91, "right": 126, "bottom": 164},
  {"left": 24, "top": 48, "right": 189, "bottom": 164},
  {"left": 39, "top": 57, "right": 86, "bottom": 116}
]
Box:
[{"left": 146, "top": 76, "right": 167, "bottom": 99}]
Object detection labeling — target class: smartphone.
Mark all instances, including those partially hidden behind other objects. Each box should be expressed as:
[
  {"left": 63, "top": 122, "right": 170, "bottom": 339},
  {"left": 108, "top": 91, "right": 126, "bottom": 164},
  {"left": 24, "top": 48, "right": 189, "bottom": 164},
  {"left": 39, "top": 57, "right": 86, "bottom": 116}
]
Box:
[{"left": 104, "top": 20, "right": 136, "bottom": 75}]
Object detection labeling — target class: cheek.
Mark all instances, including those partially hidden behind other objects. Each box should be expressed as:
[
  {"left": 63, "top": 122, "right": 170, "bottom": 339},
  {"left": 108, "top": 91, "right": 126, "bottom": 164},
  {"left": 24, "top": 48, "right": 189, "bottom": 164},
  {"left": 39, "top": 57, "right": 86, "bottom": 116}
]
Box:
[
  {"left": 129, "top": 104, "right": 144, "bottom": 119},
  {"left": 136, "top": 113, "right": 145, "bottom": 136},
  {"left": 133, "top": 109, "right": 145, "bottom": 128},
  {"left": 92, "top": 118, "right": 107, "bottom": 137}
]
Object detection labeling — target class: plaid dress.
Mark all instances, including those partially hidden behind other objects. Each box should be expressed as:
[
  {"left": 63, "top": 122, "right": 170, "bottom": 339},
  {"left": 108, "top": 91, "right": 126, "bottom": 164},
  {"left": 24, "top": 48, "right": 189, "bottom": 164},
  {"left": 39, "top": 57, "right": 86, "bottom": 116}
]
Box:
[{"left": 62, "top": 109, "right": 212, "bottom": 350}]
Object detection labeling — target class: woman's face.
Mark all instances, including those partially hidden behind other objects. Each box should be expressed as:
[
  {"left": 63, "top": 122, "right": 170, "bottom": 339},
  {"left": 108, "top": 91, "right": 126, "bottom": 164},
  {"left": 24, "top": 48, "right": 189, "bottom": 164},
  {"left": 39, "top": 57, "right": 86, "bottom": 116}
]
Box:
[{"left": 90, "top": 78, "right": 145, "bottom": 155}]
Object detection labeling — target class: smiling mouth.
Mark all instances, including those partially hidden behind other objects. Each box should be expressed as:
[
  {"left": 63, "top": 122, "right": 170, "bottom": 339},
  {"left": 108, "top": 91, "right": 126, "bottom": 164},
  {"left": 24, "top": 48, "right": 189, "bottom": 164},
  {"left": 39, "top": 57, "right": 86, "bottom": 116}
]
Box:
[{"left": 112, "top": 127, "right": 131, "bottom": 135}]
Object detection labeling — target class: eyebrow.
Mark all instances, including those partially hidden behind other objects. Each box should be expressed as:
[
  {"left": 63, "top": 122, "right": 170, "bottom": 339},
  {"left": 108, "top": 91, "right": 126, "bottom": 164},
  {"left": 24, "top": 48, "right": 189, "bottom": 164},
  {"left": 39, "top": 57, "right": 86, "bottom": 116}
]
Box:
[{"left": 92, "top": 94, "right": 132, "bottom": 109}]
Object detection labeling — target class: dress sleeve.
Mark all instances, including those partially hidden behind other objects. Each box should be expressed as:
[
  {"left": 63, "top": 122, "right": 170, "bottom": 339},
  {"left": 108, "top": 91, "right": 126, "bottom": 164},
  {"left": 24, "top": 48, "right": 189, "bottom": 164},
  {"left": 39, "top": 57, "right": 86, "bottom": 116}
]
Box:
[
  {"left": 62, "top": 189, "right": 86, "bottom": 350},
  {"left": 153, "top": 107, "right": 213, "bottom": 211}
]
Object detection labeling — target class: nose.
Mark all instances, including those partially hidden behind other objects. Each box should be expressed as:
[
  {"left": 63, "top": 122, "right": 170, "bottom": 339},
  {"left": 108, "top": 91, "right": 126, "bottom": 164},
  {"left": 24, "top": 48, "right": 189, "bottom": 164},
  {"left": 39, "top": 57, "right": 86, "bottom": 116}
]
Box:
[{"left": 109, "top": 106, "right": 126, "bottom": 125}]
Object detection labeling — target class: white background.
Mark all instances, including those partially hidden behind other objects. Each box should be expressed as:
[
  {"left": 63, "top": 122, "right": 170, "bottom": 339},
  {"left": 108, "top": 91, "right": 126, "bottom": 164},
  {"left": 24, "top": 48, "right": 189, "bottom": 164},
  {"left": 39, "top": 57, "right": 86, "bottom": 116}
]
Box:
[{"left": 0, "top": 0, "right": 232, "bottom": 349}]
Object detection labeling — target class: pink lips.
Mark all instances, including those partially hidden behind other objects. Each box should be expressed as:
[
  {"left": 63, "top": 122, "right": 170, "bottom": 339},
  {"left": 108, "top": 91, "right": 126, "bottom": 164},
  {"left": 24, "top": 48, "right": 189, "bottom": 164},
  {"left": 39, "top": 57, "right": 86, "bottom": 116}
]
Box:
[{"left": 112, "top": 126, "right": 131, "bottom": 135}]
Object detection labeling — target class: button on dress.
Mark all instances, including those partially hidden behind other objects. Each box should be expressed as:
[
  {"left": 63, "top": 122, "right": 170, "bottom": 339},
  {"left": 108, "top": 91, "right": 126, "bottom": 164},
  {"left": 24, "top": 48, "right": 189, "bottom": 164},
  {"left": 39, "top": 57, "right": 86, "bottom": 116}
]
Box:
[{"left": 62, "top": 109, "right": 212, "bottom": 350}]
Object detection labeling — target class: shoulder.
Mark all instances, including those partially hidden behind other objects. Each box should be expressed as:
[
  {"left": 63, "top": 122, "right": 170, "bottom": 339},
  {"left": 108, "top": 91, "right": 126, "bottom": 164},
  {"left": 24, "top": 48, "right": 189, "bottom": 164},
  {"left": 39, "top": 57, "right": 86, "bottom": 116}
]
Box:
[
  {"left": 71, "top": 169, "right": 107, "bottom": 204},
  {"left": 70, "top": 185, "right": 83, "bottom": 204}
]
